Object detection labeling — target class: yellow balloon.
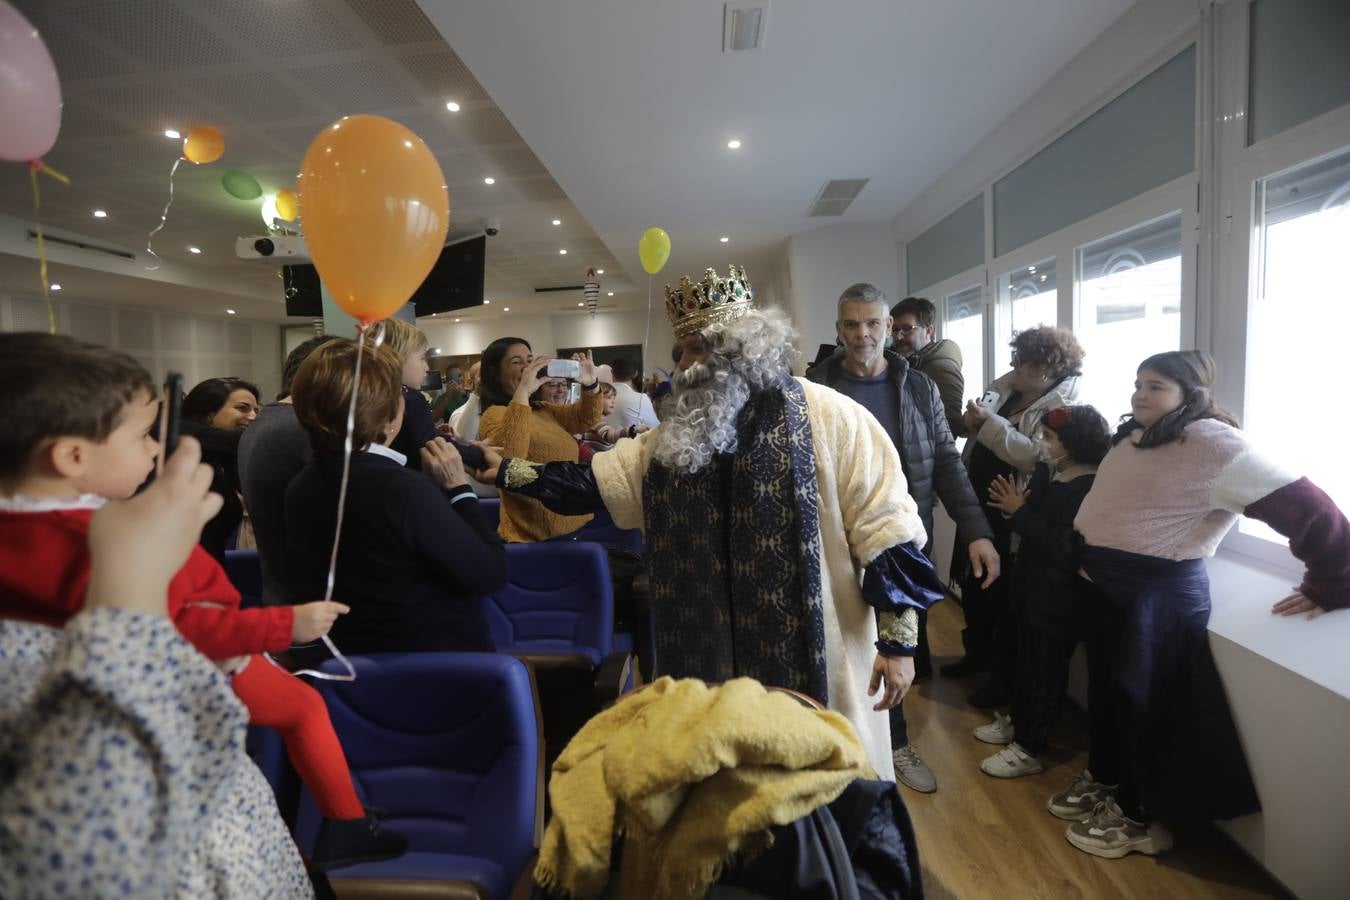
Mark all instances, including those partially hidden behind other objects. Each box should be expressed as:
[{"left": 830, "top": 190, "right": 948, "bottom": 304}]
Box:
[
  {"left": 638, "top": 226, "right": 671, "bottom": 275},
  {"left": 183, "top": 126, "right": 224, "bottom": 164},
  {"left": 300, "top": 115, "right": 450, "bottom": 323},
  {"left": 275, "top": 189, "right": 298, "bottom": 222}
]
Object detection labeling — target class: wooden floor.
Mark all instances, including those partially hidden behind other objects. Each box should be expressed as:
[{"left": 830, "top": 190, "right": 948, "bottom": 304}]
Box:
[{"left": 903, "top": 596, "right": 1291, "bottom": 900}]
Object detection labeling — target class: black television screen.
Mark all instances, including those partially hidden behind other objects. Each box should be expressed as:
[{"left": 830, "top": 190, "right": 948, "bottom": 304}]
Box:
[
  {"left": 282, "top": 263, "right": 323, "bottom": 317},
  {"left": 412, "top": 236, "right": 486, "bottom": 315}
]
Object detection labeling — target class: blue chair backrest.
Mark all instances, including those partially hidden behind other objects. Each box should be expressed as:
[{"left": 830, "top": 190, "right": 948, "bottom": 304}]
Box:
[
  {"left": 479, "top": 498, "right": 501, "bottom": 532},
  {"left": 224, "top": 549, "right": 263, "bottom": 608},
  {"left": 294, "top": 653, "right": 539, "bottom": 899},
  {"left": 483, "top": 542, "right": 613, "bottom": 664},
  {"left": 568, "top": 507, "right": 645, "bottom": 556}
]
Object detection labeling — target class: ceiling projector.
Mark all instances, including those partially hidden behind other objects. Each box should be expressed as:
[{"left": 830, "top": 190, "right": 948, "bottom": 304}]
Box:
[{"left": 235, "top": 235, "right": 310, "bottom": 262}]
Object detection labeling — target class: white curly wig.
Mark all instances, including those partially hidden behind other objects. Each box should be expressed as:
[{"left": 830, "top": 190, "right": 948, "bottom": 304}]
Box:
[{"left": 651, "top": 306, "right": 800, "bottom": 474}]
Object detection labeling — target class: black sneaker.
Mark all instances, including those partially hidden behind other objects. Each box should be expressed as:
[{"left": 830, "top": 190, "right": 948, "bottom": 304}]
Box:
[
  {"left": 939, "top": 656, "right": 990, "bottom": 678},
  {"left": 312, "top": 814, "right": 409, "bottom": 872}
]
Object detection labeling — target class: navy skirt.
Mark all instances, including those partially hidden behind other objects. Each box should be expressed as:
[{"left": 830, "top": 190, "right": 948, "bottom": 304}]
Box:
[{"left": 1081, "top": 546, "right": 1260, "bottom": 821}]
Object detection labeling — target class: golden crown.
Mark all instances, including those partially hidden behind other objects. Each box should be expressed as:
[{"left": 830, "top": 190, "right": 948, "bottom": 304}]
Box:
[{"left": 664, "top": 265, "right": 755, "bottom": 338}]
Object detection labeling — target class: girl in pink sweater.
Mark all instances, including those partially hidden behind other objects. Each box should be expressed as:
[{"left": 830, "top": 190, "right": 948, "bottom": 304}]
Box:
[{"left": 1055, "top": 351, "right": 1349, "bottom": 860}]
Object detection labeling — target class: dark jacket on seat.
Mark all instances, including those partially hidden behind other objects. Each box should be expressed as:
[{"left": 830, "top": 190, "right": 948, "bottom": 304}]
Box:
[
  {"left": 285, "top": 450, "right": 506, "bottom": 654},
  {"left": 808, "top": 350, "right": 992, "bottom": 549}
]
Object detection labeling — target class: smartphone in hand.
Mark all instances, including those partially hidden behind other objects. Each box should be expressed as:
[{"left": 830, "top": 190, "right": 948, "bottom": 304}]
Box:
[{"left": 157, "top": 372, "right": 183, "bottom": 475}]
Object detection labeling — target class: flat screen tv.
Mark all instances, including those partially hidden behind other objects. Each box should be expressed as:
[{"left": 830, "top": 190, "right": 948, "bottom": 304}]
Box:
[{"left": 281, "top": 236, "right": 486, "bottom": 318}]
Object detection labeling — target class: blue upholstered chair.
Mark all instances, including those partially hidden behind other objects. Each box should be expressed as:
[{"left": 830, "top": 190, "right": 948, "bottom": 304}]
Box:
[
  {"left": 294, "top": 653, "right": 543, "bottom": 900},
  {"left": 224, "top": 548, "right": 263, "bottom": 609}
]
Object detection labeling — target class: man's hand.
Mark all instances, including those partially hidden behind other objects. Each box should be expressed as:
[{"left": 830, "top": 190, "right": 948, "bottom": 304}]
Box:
[
  {"left": 1272, "top": 589, "right": 1326, "bottom": 620},
  {"left": 968, "top": 538, "right": 1001, "bottom": 589},
  {"left": 868, "top": 654, "right": 915, "bottom": 711},
  {"left": 291, "top": 600, "right": 351, "bottom": 643},
  {"left": 471, "top": 441, "right": 503, "bottom": 484},
  {"left": 421, "top": 437, "right": 468, "bottom": 490},
  {"left": 86, "top": 436, "right": 223, "bottom": 616}
]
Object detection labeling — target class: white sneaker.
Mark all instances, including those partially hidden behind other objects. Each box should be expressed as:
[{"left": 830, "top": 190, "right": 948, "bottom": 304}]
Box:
[
  {"left": 979, "top": 741, "right": 1045, "bottom": 778},
  {"left": 892, "top": 744, "right": 937, "bottom": 793},
  {"left": 973, "top": 711, "right": 1014, "bottom": 744},
  {"left": 1065, "top": 798, "right": 1174, "bottom": 859}
]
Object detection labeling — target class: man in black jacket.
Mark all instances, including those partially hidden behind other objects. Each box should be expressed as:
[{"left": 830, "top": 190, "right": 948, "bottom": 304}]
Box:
[{"left": 808, "top": 282, "right": 1000, "bottom": 794}]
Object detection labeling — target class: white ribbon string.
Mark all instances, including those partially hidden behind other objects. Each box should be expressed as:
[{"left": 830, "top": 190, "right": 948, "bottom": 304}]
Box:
[
  {"left": 145, "top": 157, "right": 182, "bottom": 271},
  {"left": 285, "top": 321, "right": 385, "bottom": 682},
  {"left": 643, "top": 275, "right": 654, "bottom": 374}
]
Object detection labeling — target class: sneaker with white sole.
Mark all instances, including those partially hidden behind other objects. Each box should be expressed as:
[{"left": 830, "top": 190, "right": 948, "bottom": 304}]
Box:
[
  {"left": 1065, "top": 798, "right": 1173, "bottom": 859},
  {"left": 1047, "top": 769, "right": 1116, "bottom": 821},
  {"left": 979, "top": 741, "right": 1044, "bottom": 778},
  {"left": 892, "top": 744, "right": 937, "bottom": 793},
  {"left": 973, "top": 711, "right": 1014, "bottom": 744}
]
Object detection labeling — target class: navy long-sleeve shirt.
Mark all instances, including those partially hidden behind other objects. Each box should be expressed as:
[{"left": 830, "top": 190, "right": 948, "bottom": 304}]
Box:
[{"left": 285, "top": 449, "right": 506, "bottom": 653}]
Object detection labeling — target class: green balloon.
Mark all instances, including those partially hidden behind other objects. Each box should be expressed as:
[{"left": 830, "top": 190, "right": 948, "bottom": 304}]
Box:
[{"left": 221, "top": 170, "right": 262, "bottom": 201}]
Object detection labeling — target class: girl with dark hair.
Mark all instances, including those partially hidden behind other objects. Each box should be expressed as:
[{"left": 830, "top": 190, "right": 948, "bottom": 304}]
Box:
[
  {"left": 180, "top": 377, "right": 261, "bottom": 563},
  {"left": 1050, "top": 350, "right": 1350, "bottom": 860},
  {"left": 477, "top": 337, "right": 604, "bottom": 542},
  {"left": 974, "top": 405, "right": 1111, "bottom": 779}
]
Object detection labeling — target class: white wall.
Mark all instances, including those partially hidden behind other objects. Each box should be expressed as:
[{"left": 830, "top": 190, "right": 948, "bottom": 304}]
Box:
[
  {"left": 419, "top": 307, "right": 674, "bottom": 380},
  {"left": 785, "top": 222, "right": 902, "bottom": 367},
  {"left": 1, "top": 292, "right": 283, "bottom": 400}
]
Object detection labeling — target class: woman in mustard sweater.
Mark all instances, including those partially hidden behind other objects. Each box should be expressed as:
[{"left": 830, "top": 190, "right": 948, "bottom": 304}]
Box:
[{"left": 477, "top": 337, "right": 604, "bottom": 541}]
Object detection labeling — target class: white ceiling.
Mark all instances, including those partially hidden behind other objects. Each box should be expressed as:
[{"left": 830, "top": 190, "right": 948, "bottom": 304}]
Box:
[
  {"left": 0, "top": 0, "right": 1136, "bottom": 326},
  {"left": 421, "top": 0, "right": 1136, "bottom": 285}
]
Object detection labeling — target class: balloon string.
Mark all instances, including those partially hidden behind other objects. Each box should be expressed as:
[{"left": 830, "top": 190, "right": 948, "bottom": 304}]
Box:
[
  {"left": 643, "top": 275, "right": 654, "bottom": 376},
  {"left": 145, "top": 156, "right": 182, "bottom": 271},
  {"left": 28, "top": 161, "right": 70, "bottom": 335}
]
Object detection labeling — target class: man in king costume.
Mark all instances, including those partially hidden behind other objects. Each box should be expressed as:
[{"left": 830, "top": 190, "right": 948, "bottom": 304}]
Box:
[{"left": 494, "top": 265, "right": 944, "bottom": 777}]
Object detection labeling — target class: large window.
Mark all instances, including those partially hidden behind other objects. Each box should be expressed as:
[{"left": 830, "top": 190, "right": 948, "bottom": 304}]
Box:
[
  {"left": 1073, "top": 213, "right": 1183, "bottom": 421},
  {"left": 996, "top": 257, "right": 1058, "bottom": 365},
  {"left": 943, "top": 284, "right": 984, "bottom": 402},
  {"left": 1242, "top": 146, "right": 1350, "bottom": 543}
]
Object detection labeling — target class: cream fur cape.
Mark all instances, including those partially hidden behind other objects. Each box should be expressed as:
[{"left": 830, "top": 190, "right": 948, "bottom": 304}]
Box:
[{"left": 592, "top": 378, "right": 927, "bottom": 778}]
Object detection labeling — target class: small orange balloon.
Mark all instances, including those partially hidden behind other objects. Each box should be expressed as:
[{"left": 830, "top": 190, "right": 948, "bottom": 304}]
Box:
[
  {"left": 183, "top": 126, "right": 224, "bottom": 164},
  {"left": 275, "top": 189, "right": 298, "bottom": 222},
  {"left": 299, "top": 115, "right": 449, "bottom": 323}
]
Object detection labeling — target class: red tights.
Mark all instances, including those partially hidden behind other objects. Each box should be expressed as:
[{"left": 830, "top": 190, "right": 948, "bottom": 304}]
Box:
[{"left": 232, "top": 655, "right": 365, "bottom": 821}]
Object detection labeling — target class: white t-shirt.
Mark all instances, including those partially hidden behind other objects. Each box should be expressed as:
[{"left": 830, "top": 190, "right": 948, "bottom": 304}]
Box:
[{"left": 604, "top": 382, "right": 660, "bottom": 432}]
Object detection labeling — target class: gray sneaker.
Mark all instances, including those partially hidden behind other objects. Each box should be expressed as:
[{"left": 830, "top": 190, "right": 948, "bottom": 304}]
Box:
[
  {"left": 1047, "top": 769, "right": 1115, "bottom": 821},
  {"left": 892, "top": 744, "right": 937, "bottom": 793},
  {"left": 1065, "top": 798, "right": 1173, "bottom": 859}
]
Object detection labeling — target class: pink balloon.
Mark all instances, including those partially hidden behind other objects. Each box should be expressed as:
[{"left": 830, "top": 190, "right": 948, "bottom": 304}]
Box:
[{"left": 0, "top": 1, "right": 62, "bottom": 162}]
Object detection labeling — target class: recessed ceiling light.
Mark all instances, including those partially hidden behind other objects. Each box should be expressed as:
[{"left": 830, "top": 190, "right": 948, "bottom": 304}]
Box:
[
  {"left": 607, "top": 291, "right": 614, "bottom": 296},
  {"left": 483, "top": 176, "right": 495, "bottom": 185},
  {"left": 225, "top": 309, "right": 236, "bottom": 315},
  {"left": 552, "top": 218, "right": 561, "bottom": 226},
  {"left": 164, "top": 129, "right": 180, "bottom": 140},
  {"left": 596, "top": 268, "right": 604, "bottom": 274},
  {"left": 445, "top": 101, "right": 461, "bottom": 112},
  {"left": 484, "top": 299, "right": 490, "bottom": 304},
  {"left": 720, "top": 236, "right": 729, "bottom": 243},
  {"left": 559, "top": 248, "right": 567, "bottom": 255},
  {"left": 503, "top": 306, "right": 510, "bottom": 312},
  {"left": 727, "top": 139, "right": 742, "bottom": 149},
  {"left": 49, "top": 283, "right": 61, "bottom": 291},
  {"left": 577, "top": 301, "right": 584, "bottom": 307},
  {"left": 1028, "top": 265, "right": 1036, "bottom": 273},
  {"left": 188, "top": 246, "right": 201, "bottom": 254},
  {"left": 1039, "top": 274, "right": 1047, "bottom": 282},
  {"left": 92, "top": 209, "right": 107, "bottom": 218},
  {"left": 454, "top": 317, "right": 460, "bottom": 322}
]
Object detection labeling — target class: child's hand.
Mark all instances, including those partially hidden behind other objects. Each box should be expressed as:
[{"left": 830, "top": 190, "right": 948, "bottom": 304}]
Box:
[
  {"left": 987, "top": 474, "right": 1028, "bottom": 515},
  {"left": 292, "top": 600, "right": 351, "bottom": 643},
  {"left": 1271, "top": 589, "right": 1326, "bottom": 620},
  {"left": 86, "top": 436, "right": 223, "bottom": 616}
]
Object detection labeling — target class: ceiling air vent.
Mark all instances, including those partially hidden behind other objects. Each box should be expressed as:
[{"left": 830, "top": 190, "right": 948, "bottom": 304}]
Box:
[
  {"left": 724, "top": 3, "right": 768, "bottom": 52},
  {"left": 806, "top": 178, "right": 869, "bottom": 217}
]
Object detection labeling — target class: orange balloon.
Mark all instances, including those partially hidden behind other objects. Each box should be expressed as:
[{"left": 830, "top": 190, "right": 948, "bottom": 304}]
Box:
[
  {"left": 275, "top": 189, "right": 298, "bottom": 222},
  {"left": 299, "top": 116, "right": 449, "bottom": 323},
  {"left": 183, "top": 126, "right": 224, "bottom": 164}
]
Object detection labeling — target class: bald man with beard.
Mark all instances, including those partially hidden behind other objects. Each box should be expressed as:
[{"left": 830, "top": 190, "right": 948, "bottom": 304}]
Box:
[{"left": 493, "top": 266, "right": 943, "bottom": 777}]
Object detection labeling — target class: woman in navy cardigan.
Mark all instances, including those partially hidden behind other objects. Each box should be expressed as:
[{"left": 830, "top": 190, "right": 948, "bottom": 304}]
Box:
[{"left": 286, "top": 339, "right": 505, "bottom": 655}]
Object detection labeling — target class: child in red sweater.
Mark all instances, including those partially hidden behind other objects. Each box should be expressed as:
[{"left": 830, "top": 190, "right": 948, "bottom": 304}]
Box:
[{"left": 0, "top": 333, "right": 406, "bottom": 871}]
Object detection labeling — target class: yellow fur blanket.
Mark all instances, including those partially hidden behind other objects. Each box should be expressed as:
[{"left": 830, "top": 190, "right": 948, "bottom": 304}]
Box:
[{"left": 534, "top": 677, "right": 869, "bottom": 900}]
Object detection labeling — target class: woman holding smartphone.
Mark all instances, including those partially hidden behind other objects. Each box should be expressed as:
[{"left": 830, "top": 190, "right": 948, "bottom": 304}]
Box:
[
  {"left": 945, "top": 326, "right": 1084, "bottom": 709},
  {"left": 477, "top": 338, "right": 604, "bottom": 542}
]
